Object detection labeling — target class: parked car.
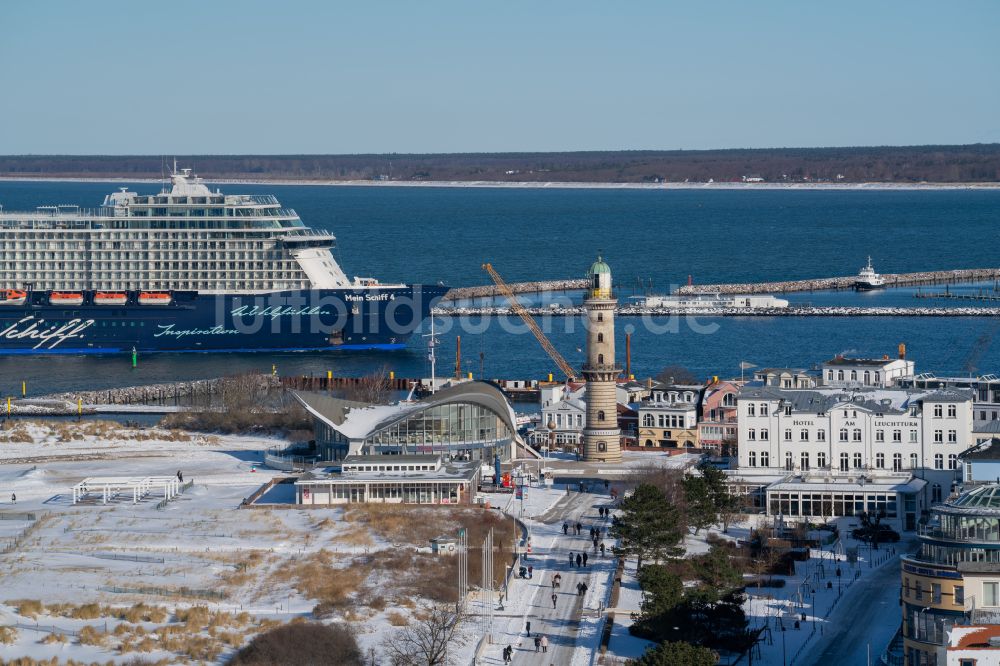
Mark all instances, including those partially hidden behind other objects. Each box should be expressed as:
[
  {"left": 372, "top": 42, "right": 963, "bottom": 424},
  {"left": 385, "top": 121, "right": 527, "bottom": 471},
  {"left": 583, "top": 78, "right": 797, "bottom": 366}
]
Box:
[{"left": 851, "top": 524, "right": 900, "bottom": 543}]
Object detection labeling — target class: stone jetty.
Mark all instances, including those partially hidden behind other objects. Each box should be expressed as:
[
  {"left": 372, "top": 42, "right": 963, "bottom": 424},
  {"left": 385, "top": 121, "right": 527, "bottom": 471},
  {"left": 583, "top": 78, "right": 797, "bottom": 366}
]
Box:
[
  {"left": 434, "top": 305, "right": 1000, "bottom": 317},
  {"left": 442, "top": 278, "right": 588, "bottom": 301},
  {"left": 676, "top": 267, "right": 1000, "bottom": 295}
]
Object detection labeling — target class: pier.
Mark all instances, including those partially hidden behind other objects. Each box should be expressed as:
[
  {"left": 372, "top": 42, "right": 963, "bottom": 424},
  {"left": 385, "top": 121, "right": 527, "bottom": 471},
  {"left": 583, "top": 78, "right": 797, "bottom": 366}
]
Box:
[
  {"left": 442, "top": 278, "right": 587, "bottom": 301},
  {"left": 434, "top": 305, "right": 1000, "bottom": 317},
  {"left": 675, "top": 267, "right": 1000, "bottom": 295}
]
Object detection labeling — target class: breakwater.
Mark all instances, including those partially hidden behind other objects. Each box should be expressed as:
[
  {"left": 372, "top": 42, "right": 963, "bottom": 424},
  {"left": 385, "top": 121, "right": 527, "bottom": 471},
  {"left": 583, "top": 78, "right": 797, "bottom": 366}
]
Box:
[
  {"left": 433, "top": 305, "right": 1000, "bottom": 317},
  {"left": 442, "top": 278, "right": 587, "bottom": 301},
  {"left": 675, "top": 268, "right": 1000, "bottom": 295}
]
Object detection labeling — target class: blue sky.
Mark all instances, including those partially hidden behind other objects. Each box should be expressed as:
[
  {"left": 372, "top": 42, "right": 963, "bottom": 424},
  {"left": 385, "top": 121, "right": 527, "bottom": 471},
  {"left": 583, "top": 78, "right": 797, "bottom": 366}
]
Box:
[{"left": 1, "top": 1, "right": 998, "bottom": 154}]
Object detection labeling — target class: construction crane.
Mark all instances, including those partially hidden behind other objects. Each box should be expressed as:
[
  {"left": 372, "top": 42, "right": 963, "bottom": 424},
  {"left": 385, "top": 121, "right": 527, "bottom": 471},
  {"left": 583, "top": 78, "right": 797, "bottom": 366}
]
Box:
[{"left": 482, "top": 263, "right": 578, "bottom": 381}]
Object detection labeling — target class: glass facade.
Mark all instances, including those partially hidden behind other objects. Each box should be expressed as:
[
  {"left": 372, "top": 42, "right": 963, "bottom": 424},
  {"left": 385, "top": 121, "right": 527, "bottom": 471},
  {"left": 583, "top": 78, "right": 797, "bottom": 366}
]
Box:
[
  {"left": 768, "top": 491, "right": 898, "bottom": 518},
  {"left": 364, "top": 402, "right": 511, "bottom": 461}
]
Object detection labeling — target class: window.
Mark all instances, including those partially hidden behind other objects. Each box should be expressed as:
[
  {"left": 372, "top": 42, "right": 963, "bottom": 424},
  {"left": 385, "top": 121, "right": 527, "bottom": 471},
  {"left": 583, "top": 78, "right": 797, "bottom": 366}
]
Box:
[
  {"left": 785, "top": 452, "right": 793, "bottom": 471},
  {"left": 893, "top": 453, "right": 903, "bottom": 471},
  {"left": 837, "top": 370, "right": 844, "bottom": 381},
  {"left": 800, "top": 452, "right": 810, "bottom": 470},
  {"left": 955, "top": 586, "right": 964, "bottom": 606},
  {"left": 598, "top": 353, "right": 604, "bottom": 365},
  {"left": 949, "top": 454, "right": 958, "bottom": 470},
  {"left": 748, "top": 404, "right": 755, "bottom": 417},
  {"left": 747, "top": 428, "right": 756, "bottom": 441},
  {"left": 597, "top": 313, "right": 603, "bottom": 322},
  {"left": 800, "top": 429, "right": 809, "bottom": 441},
  {"left": 761, "top": 451, "right": 770, "bottom": 466},
  {"left": 597, "top": 333, "right": 604, "bottom": 343},
  {"left": 597, "top": 410, "right": 605, "bottom": 422},
  {"left": 853, "top": 428, "right": 862, "bottom": 442},
  {"left": 817, "top": 429, "right": 826, "bottom": 442},
  {"left": 864, "top": 370, "right": 871, "bottom": 384},
  {"left": 948, "top": 404, "right": 957, "bottom": 418},
  {"left": 761, "top": 404, "right": 769, "bottom": 416},
  {"left": 876, "top": 430, "right": 885, "bottom": 442},
  {"left": 876, "top": 453, "right": 885, "bottom": 469},
  {"left": 893, "top": 429, "right": 902, "bottom": 443},
  {"left": 874, "top": 372, "right": 881, "bottom": 383},
  {"left": 934, "top": 454, "right": 944, "bottom": 470},
  {"left": 932, "top": 484, "right": 942, "bottom": 503},
  {"left": 910, "top": 430, "right": 918, "bottom": 443},
  {"left": 934, "top": 404, "right": 943, "bottom": 418},
  {"left": 853, "top": 452, "right": 862, "bottom": 469},
  {"left": 749, "top": 451, "right": 757, "bottom": 467},
  {"left": 985, "top": 582, "right": 999, "bottom": 607},
  {"left": 915, "top": 581, "right": 923, "bottom": 601},
  {"left": 643, "top": 414, "right": 654, "bottom": 426},
  {"left": 932, "top": 583, "right": 942, "bottom": 604},
  {"left": 948, "top": 430, "right": 957, "bottom": 443},
  {"left": 827, "top": 370, "right": 834, "bottom": 381},
  {"left": 910, "top": 453, "right": 919, "bottom": 469},
  {"left": 760, "top": 428, "right": 769, "bottom": 441},
  {"left": 784, "top": 429, "right": 792, "bottom": 441},
  {"left": 784, "top": 405, "right": 792, "bottom": 416},
  {"left": 851, "top": 370, "right": 858, "bottom": 381},
  {"left": 934, "top": 430, "right": 943, "bottom": 443},
  {"left": 840, "top": 453, "right": 849, "bottom": 471},
  {"left": 839, "top": 428, "right": 849, "bottom": 442},
  {"left": 723, "top": 393, "right": 736, "bottom": 407},
  {"left": 817, "top": 452, "right": 827, "bottom": 468}
]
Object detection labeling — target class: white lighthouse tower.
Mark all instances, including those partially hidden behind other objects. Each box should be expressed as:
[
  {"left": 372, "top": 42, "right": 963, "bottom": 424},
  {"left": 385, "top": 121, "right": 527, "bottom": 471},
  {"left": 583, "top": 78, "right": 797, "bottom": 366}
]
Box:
[{"left": 582, "top": 256, "right": 622, "bottom": 463}]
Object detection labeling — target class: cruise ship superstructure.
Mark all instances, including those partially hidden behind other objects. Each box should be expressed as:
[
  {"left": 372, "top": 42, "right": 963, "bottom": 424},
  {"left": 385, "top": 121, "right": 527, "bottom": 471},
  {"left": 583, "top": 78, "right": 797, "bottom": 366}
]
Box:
[{"left": 0, "top": 169, "right": 446, "bottom": 354}]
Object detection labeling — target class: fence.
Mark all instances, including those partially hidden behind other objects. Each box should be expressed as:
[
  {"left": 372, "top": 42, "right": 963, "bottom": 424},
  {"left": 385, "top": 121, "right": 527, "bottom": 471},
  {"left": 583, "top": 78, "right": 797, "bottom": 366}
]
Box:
[
  {"left": 0, "top": 511, "right": 45, "bottom": 554},
  {"left": 155, "top": 479, "right": 194, "bottom": 510},
  {"left": 97, "top": 584, "right": 226, "bottom": 600}
]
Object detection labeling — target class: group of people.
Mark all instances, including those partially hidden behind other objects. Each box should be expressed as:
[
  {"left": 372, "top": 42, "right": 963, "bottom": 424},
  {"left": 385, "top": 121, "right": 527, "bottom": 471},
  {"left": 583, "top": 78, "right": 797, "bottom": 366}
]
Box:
[{"left": 501, "top": 634, "right": 549, "bottom": 662}]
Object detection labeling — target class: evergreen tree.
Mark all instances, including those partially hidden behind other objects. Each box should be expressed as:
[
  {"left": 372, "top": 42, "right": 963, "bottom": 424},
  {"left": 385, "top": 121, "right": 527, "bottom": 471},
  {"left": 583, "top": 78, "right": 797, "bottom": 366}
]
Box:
[
  {"left": 692, "top": 544, "right": 743, "bottom": 597},
  {"left": 631, "top": 641, "right": 717, "bottom": 666},
  {"left": 636, "top": 564, "right": 684, "bottom": 619},
  {"left": 611, "top": 483, "right": 685, "bottom": 570}
]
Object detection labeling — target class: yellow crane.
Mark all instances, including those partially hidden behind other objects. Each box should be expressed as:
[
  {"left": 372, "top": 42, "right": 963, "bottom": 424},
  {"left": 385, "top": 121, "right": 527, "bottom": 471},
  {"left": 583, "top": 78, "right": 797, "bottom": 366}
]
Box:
[{"left": 482, "top": 263, "right": 578, "bottom": 381}]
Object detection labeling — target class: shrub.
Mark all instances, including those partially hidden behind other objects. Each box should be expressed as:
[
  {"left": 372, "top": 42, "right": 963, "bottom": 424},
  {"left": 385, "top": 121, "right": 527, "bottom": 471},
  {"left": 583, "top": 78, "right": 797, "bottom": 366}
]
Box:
[
  {"left": 228, "top": 622, "right": 362, "bottom": 666},
  {"left": 40, "top": 633, "right": 67, "bottom": 644},
  {"left": 70, "top": 603, "right": 104, "bottom": 620},
  {"left": 386, "top": 611, "right": 408, "bottom": 626},
  {"left": 77, "top": 625, "right": 106, "bottom": 646},
  {"left": 11, "top": 600, "right": 44, "bottom": 618},
  {"left": 0, "top": 626, "right": 19, "bottom": 644}
]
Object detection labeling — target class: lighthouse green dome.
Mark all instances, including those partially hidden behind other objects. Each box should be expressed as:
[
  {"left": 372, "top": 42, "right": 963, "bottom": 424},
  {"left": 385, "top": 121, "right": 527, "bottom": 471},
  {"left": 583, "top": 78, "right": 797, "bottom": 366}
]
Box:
[{"left": 588, "top": 256, "right": 611, "bottom": 276}]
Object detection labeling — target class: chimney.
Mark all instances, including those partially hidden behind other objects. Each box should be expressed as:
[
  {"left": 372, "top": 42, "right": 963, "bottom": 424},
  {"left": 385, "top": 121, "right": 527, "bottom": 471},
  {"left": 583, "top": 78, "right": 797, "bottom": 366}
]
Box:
[
  {"left": 687, "top": 274, "right": 693, "bottom": 286},
  {"left": 898, "top": 342, "right": 906, "bottom": 360}
]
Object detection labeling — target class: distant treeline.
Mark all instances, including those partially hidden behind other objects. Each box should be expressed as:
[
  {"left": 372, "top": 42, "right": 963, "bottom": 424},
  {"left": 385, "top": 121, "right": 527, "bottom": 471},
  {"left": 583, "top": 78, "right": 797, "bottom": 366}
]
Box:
[{"left": 1, "top": 144, "right": 999, "bottom": 183}]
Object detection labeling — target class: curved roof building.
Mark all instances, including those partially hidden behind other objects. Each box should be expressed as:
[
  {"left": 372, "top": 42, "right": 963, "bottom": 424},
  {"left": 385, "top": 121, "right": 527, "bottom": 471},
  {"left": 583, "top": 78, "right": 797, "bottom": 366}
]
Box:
[{"left": 293, "top": 380, "right": 519, "bottom": 462}]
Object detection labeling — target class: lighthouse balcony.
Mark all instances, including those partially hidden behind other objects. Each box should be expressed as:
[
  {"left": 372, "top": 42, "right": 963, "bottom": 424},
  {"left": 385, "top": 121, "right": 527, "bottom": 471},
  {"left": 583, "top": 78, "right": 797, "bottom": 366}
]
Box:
[{"left": 582, "top": 363, "right": 623, "bottom": 375}]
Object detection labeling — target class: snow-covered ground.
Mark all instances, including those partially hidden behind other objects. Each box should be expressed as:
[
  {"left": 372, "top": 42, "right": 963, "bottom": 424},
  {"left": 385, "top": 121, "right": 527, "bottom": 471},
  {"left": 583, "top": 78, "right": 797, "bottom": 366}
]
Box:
[{"left": 0, "top": 421, "right": 518, "bottom": 664}]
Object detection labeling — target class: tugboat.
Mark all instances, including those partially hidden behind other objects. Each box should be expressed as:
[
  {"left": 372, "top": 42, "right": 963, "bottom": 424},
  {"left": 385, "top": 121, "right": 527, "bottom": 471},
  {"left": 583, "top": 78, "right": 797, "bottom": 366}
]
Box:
[{"left": 854, "top": 256, "right": 885, "bottom": 291}]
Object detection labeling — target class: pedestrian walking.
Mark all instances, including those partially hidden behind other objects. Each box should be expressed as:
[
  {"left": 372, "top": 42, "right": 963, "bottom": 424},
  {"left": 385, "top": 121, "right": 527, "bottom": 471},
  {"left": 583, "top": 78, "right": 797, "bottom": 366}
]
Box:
[
  {"left": 10, "top": 493, "right": 15, "bottom": 504},
  {"left": 600, "top": 542, "right": 606, "bottom": 556},
  {"left": 576, "top": 521, "right": 582, "bottom": 535},
  {"left": 569, "top": 552, "right": 574, "bottom": 567},
  {"left": 576, "top": 582, "right": 584, "bottom": 596},
  {"left": 534, "top": 635, "right": 541, "bottom": 652},
  {"left": 528, "top": 565, "right": 533, "bottom": 579},
  {"left": 576, "top": 553, "right": 582, "bottom": 567},
  {"left": 551, "top": 592, "right": 558, "bottom": 608},
  {"left": 581, "top": 581, "right": 588, "bottom": 595},
  {"left": 540, "top": 635, "right": 549, "bottom": 653},
  {"left": 504, "top": 645, "right": 512, "bottom": 663},
  {"left": 526, "top": 620, "right": 531, "bottom": 637},
  {"left": 554, "top": 573, "right": 561, "bottom": 588},
  {"left": 593, "top": 538, "right": 598, "bottom": 552},
  {"left": 562, "top": 522, "right": 569, "bottom": 535},
  {"left": 582, "top": 552, "right": 588, "bottom": 567},
  {"left": 552, "top": 575, "right": 557, "bottom": 589}
]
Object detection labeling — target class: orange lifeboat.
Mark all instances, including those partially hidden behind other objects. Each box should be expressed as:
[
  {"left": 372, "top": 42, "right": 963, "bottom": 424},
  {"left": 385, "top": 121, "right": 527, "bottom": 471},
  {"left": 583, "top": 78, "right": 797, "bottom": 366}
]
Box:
[
  {"left": 94, "top": 292, "right": 128, "bottom": 306},
  {"left": 138, "top": 292, "right": 172, "bottom": 306},
  {"left": 49, "top": 292, "right": 84, "bottom": 306},
  {"left": 0, "top": 289, "right": 27, "bottom": 306}
]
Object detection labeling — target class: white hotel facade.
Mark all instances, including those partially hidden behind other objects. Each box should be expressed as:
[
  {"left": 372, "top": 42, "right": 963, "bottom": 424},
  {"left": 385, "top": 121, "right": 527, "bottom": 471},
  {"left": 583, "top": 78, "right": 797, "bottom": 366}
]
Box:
[{"left": 733, "top": 385, "right": 973, "bottom": 531}]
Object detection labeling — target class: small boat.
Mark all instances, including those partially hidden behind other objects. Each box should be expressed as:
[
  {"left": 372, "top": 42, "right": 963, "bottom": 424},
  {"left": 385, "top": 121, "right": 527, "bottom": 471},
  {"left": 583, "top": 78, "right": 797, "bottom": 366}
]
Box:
[
  {"left": 138, "top": 292, "right": 172, "bottom": 306},
  {"left": 94, "top": 292, "right": 128, "bottom": 306},
  {"left": 49, "top": 292, "right": 84, "bottom": 306},
  {"left": 0, "top": 289, "right": 27, "bottom": 306},
  {"left": 854, "top": 256, "right": 885, "bottom": 291}
]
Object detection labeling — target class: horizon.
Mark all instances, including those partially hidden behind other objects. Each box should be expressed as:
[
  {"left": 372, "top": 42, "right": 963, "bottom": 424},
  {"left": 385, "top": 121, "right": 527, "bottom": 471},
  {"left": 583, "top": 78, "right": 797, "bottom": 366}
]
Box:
[{"left": 1, "top": 1, "right": 998, "bottom": 154}]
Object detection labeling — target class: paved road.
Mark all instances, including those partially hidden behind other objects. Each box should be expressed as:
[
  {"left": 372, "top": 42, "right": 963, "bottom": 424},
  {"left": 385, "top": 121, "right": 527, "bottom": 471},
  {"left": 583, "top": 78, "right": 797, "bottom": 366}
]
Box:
[
  {"left": 485, "top": 490, "right": 615, "bottom": 665},
  {"left": 797, "top": 543, "right": 910, "bottom": 666}
]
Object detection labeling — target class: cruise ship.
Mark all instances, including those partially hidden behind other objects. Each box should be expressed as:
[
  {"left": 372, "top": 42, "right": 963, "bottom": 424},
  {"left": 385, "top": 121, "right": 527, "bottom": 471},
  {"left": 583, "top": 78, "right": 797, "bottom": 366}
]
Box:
[{"left": 0, "top": 168, "right": 447, "bottom": 355}]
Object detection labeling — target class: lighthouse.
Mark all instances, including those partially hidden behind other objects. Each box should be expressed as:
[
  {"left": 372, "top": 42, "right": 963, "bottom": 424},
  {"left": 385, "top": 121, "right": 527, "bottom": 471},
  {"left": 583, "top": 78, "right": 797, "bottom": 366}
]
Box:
[{"left": 582, "top": 256, "right": 622, "bottom": 463}]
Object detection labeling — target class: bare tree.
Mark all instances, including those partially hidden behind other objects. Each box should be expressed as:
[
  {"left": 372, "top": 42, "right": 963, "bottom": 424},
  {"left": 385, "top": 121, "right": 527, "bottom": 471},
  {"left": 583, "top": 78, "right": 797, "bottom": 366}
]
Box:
[
  {"left": 381, "top": 603, "right": 468, "bottom": 666},
  {"left": 345, "top": 366, "right": 394, "bottom": 405},
  {"left": 654, "top": 365, "right": 700, "bottom": 385}
]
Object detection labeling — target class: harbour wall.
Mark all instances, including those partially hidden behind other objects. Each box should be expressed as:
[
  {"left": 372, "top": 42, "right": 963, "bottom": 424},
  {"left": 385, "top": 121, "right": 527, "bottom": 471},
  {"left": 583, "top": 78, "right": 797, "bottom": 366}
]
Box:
[
  {"left": 675, "top": 267, "right": 1000, "bottom": 295},
  {"left": 433, "top": 305, "right": 1000, "bottom": 317}
]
